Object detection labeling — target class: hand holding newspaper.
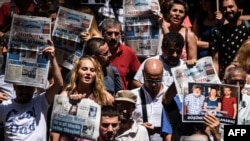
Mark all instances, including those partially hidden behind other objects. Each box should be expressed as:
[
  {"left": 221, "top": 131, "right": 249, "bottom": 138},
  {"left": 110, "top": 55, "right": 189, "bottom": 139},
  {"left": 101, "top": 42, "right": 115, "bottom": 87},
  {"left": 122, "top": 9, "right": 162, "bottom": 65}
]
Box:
[
  {"left": 171, "top": 57, "right": 221, "bottom": 102},
  {"left": 50, "top": 95, "right": 101, "bottom": 140}
]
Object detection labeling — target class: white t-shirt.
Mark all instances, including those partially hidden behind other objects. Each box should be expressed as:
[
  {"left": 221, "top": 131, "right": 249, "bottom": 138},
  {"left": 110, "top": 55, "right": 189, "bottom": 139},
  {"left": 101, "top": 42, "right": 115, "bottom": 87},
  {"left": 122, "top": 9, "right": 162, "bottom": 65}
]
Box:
[{"left": 0, "top": 93, "right": 49, "bottom": 141}]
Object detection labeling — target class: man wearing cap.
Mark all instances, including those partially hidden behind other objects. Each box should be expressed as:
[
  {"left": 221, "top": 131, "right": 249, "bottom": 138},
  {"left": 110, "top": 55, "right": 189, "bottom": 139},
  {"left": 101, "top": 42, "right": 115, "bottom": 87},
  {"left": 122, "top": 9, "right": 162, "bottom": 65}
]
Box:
[{"left": 114, "top": 90, "right": 149, "bottom": 141}]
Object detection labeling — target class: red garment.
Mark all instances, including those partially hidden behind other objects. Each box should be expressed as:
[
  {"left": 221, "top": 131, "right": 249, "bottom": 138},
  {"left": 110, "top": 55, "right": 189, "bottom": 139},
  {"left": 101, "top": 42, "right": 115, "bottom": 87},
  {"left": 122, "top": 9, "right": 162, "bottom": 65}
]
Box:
[
  {"left": 0, "top": 2, "right": 35, "bottom": 31},
  {"left": 110, "top": 44, "right": 141, "bottom": 90},
  {"left": 221, "top": 96, "right": 237, "bottom": 118}
]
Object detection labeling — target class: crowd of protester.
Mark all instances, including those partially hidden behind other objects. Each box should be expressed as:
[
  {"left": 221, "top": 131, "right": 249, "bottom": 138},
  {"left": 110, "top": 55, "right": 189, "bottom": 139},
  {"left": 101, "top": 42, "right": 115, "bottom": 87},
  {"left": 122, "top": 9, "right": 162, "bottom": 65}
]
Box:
[{"left": 0, "top": 0, "right": 250, "bottom": 141}]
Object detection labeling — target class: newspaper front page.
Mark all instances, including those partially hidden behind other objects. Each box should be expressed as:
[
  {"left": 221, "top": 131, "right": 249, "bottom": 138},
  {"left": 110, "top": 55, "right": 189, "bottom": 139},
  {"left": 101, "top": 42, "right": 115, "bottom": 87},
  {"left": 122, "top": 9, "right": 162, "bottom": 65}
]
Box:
[
  {"left": 171, "top": 57, "right": 221, "bottom": 102},
  {"left": 123, "top": 0, "right": 161, "bottom": 57},
  {"left": 50, "top": 95, "right": 101, "bottom": 140},
  {"left": 52, "top": 6, "right": 93, "bottom": 70},
  {"left": 4, "top": 14, "right": 51, "bottom": 88}
]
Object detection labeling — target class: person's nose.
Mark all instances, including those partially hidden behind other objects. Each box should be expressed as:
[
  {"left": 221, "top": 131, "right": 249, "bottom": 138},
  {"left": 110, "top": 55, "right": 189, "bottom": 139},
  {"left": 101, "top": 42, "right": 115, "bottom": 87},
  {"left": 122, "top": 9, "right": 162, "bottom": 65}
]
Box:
[
  {"left": 85, "top": 69, "right": 92, "bottom": 74},
  {"left": 226, "top": 7, "right": 231, "bottom": 12},
  {"left": 107, "top": 125, "right": 114, "bottom": 131},
  {"left": 2, "top": 46, "right": 7, "bottom": 54},
  {"left": 110, "top": 33, "right": 116, "bottom": 39},
  {"left": 108, "top": 51, "right": 112, "bottom": 57},
  {"left": 236, "top": 81, "right": 241, "bottom": 86},
  {"left": 172, "top": 51, "right": 177, "bottom": 57}
]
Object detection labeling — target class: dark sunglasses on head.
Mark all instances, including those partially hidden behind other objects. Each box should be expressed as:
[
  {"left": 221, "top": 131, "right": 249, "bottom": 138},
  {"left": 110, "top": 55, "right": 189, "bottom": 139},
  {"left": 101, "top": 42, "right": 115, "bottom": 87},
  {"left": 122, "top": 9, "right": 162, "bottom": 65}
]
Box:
[{"left": 106, "top": 32, "right": 120, "bottom": 36}]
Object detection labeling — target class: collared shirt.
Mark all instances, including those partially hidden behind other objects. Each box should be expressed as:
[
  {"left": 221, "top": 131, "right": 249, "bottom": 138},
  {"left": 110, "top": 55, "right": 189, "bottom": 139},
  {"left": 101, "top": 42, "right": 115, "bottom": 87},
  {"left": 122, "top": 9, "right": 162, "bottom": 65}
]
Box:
[
  {"left": 184, "top": 93, "right": 205, "bottom": 115},
  {"left": 115, "top": 120, "right": 149, "bottom": 141},
  {"left": 110, "top": 44, "right": 140, "bottom": 90},
  {"left": 131, "top": 85, "right": 167, "bottom": 126},
  {"left": 131, "top": 85, "right": 168, "bottom": 141}
]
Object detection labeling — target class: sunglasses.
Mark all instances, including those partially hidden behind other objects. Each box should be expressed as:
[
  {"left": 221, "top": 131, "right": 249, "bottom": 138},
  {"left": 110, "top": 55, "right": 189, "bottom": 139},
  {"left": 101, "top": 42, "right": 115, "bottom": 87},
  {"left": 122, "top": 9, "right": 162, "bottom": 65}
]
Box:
[
  {"left": 145, "top": 78, "right": 162, "bottom": 84},
  {"left": 101, "top": 123, "right": 119, "bottom": 128},
  {"left": 106, "top": 32, "right": 120, "bottom": 36}
]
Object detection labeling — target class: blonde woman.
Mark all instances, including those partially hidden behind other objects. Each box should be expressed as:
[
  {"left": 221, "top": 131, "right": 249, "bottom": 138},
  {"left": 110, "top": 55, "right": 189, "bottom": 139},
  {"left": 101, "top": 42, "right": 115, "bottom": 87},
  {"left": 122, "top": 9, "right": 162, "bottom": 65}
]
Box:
[{"left": 50, "top": 56, "right": 114, "bottom": 141}]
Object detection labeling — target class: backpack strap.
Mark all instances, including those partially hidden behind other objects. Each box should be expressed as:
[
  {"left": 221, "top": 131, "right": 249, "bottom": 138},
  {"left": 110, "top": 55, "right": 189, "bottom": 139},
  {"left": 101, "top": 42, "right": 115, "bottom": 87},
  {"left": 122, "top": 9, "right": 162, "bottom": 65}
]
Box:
[{"left": 140, "top": 88, "right": 148, "bottom": 122}]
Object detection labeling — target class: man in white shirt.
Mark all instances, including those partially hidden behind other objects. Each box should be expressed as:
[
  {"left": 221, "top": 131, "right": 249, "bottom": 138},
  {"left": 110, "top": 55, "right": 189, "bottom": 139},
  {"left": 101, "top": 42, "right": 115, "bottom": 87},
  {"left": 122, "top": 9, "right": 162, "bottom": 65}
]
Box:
[{"left": 131, "top": 58, "right": 168, "bottom": 141}]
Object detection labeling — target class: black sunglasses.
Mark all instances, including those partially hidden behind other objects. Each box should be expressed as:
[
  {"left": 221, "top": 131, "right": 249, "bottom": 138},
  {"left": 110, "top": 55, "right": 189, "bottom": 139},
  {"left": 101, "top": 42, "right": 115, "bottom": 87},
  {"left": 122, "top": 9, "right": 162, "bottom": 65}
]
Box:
[
  {"left": 101, "top": 123, "right": 119, "bottom": 128},
  {"left": 106, "top": 32, "right": 120, "bottom": 36}
]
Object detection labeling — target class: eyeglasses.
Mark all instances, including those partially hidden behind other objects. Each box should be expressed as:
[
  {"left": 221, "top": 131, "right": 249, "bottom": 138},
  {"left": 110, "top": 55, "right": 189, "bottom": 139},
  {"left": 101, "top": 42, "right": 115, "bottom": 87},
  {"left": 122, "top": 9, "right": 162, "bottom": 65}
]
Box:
[
  {"left": 228, "top": 80, "right": 245, "bottom": 85},
  {"left": 106, "top": 32, "right": 120, "bottom": 36},
  {"left": 145, "top": 78, "right": 162, "bottom": 84},
  {"left": 101, "top": 123, "right": 119, "bottom": 128}
]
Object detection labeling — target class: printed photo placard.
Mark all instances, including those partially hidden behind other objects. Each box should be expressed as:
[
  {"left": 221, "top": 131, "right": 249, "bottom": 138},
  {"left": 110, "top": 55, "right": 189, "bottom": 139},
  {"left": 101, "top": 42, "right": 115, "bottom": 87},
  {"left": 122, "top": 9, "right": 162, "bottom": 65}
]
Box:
[{"left": 182, "top": 82, "right": 240, "bottom": 125}]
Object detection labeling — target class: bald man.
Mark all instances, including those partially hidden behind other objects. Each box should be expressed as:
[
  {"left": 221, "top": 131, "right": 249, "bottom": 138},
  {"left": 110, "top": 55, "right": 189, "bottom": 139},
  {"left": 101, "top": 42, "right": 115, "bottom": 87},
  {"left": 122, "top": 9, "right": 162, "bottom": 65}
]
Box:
[
  {"left": 142, "top": 59, "right": 164, "bottom": 98},
  {"left": 131, "top": 58, "right": 172, "bottom": 141}
]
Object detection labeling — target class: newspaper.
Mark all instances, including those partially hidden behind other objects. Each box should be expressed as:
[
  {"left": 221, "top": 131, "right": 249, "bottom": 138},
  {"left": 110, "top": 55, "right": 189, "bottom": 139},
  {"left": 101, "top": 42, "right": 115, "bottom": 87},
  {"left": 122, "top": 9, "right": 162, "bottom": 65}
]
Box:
[
  {"left": 50, "top": 95, "right": 101, "bottom": 140},
  {"left": 123, "top": 0, "right": 161, "bottom": 57},
  {"left": 182, "top": 82, "right": 240, "bottom": 125},
  {"left": 171, "top": 56, "right": 221, "bottom": 102},
  {"left": 52, "top": 6, "right": 93, "bottom": 70},
  {"left": 4, "top": 14, "right": 51, "bottom": 89}
]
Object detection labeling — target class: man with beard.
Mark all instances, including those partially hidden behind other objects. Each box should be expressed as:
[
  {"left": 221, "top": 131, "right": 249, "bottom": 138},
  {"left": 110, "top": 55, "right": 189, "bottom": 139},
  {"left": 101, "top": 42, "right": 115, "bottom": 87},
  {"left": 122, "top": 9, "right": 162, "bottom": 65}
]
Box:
[
  {"left": 83, "top": 37, "right": 123, "bottom": 96},
  {"left": 101, "top": 18, "right": 141, "bottom": 90},
  {"left": 98, "top": 105, "right": 120, "bottom": 141},
  {"left": 114, "top": 90, "right": 149, "bottom": 140},
  {"left": 131, "top": 58, "right": 171, "bottom": 141},
  {"left": 210, "top": 0, "right": 250, "bottom": 80},
  {"left": 133, "top": 32, "right": 185, "bottom": 88}
]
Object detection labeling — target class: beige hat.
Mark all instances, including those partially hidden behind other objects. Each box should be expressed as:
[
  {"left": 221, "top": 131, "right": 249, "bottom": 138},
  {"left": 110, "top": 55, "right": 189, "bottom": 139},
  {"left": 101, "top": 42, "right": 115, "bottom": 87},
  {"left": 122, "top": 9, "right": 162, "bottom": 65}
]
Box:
[{"left": 115, "top": 90, "right": 137, "bottom": 104}]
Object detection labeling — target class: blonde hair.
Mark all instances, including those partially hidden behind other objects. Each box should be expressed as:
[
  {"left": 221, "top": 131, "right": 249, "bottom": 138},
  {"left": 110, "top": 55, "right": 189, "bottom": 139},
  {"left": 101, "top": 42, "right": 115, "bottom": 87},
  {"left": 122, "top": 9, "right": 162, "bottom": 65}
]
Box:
[
  {"left": 232, "top": 39, "right": 250, "bottom": 73},
  {"left": 65, "top": 56, "right": 108, "bottom": 105}
]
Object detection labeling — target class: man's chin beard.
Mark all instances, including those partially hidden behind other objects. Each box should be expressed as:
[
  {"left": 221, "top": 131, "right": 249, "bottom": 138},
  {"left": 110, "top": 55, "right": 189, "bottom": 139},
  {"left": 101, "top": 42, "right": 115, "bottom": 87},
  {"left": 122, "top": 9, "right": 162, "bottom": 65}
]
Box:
[{"left": 225, "top": 12, "right": 241, "bottom": 23}]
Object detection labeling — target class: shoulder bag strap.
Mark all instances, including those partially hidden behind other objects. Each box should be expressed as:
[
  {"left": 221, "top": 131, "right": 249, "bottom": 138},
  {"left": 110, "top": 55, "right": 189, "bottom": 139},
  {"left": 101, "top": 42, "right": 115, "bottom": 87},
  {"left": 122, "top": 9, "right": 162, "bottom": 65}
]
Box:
[{"left": 140, "top": 88, "right": 148, "bottom": 122}]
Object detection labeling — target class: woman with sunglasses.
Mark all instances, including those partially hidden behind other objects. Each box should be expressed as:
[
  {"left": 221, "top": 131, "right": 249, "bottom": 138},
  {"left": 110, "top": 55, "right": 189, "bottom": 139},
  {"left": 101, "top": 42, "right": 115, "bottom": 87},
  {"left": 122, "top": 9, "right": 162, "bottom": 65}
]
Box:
[{"left": 50, "top": 56, "right": 114, "bottom": 141}]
